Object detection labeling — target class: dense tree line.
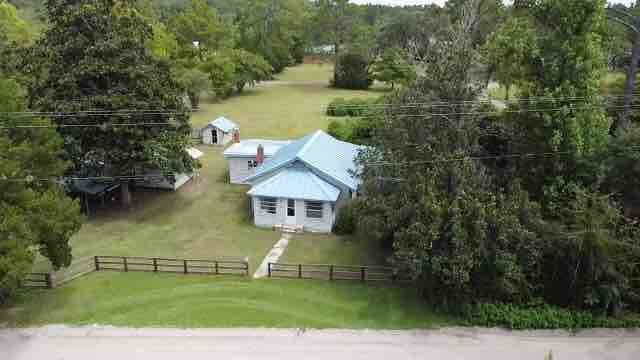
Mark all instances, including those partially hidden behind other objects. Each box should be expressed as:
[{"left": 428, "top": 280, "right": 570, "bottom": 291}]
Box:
[{"left": 348, "top": 0, "right": 640, "bottom": 319}]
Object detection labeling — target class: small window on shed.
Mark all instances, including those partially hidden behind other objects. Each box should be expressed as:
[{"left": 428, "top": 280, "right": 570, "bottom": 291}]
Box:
[
  {"left": 305, "top": 201, "right": 323, "bottom": 219},
  {"left": 248, "top": 160, "right": 258, "bottom": 170},
  {"left": 260, "top": 197, "right": 277, "bottom": 214}
]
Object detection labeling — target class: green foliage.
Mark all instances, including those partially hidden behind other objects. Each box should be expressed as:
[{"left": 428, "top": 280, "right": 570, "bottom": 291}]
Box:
[
  {"left": 0, "top": 78, "right": 82, "bottom": 303},
  {"left": 229, "top": 49, "right": 273, "bottom": 93},
  {"left": 28, "top": 0, "right": 193, "bottom": 192},
  {"left": 234, "top": 0, "right": 307, "bottom": 73},
  {"left": 333, "top": 201, "right": 357, "bottom": 235},
  {"left": 503, "top": 0, "right": 612, "bottom": 207},
  {"left": 371, "top": 48, "right": 416, "bottom": 89},
  {"left": 169, "top": 0, "right": 235, "bottom": 60},
  {"left": 200, "top": 54, "right": 235, "bottom": 99},
  {"left": 333, "top": 53, "right": 372, "bottom": 90},
  {"left": 326, "top": 97, "right": 379, "bottom": 117},
  {"left": 176, "top": 67, "right": 210, "bottom": 108},
  {"left": 0, "top": 1, "right": 33, "bottom": 45},
  {"left": 467, "top": 302, "right": 640, "bottom": 330}
]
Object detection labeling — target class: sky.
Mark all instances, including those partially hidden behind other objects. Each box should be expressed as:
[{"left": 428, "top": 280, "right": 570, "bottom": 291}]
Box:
[{"left": 350, "top": 0, "right": 635, "bottom": 7}]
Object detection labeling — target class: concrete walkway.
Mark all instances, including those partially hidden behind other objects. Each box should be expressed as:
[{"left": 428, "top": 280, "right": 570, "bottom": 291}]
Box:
[
  {"left": 3, "top": 326, "right": 640, "bottom": 360},
  {"left": 253, "top": 233, "right": 291, "bottom": 278}
]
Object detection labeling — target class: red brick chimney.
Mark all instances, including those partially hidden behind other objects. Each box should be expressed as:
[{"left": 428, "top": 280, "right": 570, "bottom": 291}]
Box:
[
  {"left": 256, "top": 144, "right": 265, "bottom": 166},
  {"left": 232, "top": 129, "right": 240, "bottom": 144}
]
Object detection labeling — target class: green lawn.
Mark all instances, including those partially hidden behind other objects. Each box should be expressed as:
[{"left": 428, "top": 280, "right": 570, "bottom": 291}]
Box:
[
  {"left": 281, "top": 234, "right": 387, "bottom": 265},
  {"left": 191, "top": 64, "right": 383, "bottom": 139},
  {"left": 7, "top": 64, "right": 412, "bottom": 329},
  {"left": 1, "top": 272, "right": 454, "bottom": 329},
  {"left": 36, "top": 147, "right": 279, "bottom": 271}
]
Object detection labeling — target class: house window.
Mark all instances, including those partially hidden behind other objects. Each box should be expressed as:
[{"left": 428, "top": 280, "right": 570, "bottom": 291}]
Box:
[
  {"left": 248, "top": 160, "right": 258, "bottom": 170},
  {"left": 260, "top": 197, "right": 277, "bottom": 215},
  {"left": 305, "top": 201, "right": 323, "bottom": 219}
]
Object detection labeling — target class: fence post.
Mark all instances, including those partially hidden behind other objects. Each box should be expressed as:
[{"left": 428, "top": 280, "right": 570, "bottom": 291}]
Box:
[
  {"left": 361, "top": 266, "right": 366, "bottom": 282},
  {"left": 94, "top": 256, "right": 100, "bottom": 271},
  {"left": 183, "top": 260, "right": 188, "bottom": 274},
  {"left": 153, "top": 258, "right": 158, "bottom": 272},
  {"left": 268, "top": 263, "right": 272, "bottom": 277},
  {"left": 298, "top": 264, "right": 302, "bottom": 279},
  {"left": 245, "top": 257, "right": 250, "bottom": 276},
  {"left": 329, "top": 265, "right": 334, "bottom": 281},
  {"left": 123, "top": 257, "right": 128, "bottom": 272},
  {"left": 45, "top": 273, "right": 53, "bottom": 289},
  {"left": 215, "top": 261, "right": 219, "bottom": 275}
]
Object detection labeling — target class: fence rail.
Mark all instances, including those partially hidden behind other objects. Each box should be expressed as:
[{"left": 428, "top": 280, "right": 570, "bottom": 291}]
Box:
[
  {"left": 95, "top": 256, "right": 249, "bottom": 276},
  {"left": 267, "top": 262, "right": 411, "bottom": 283},
  {"left": 21, "top": 255, "right": 249, "bottom": 289},
  {"left": 21, "top": 273, "right": 52, "bottom": 288}
]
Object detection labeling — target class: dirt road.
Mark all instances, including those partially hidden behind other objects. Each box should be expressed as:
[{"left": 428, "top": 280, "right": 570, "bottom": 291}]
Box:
[{"left": 2, "top": 326, "right": 639, "bottom": 360}]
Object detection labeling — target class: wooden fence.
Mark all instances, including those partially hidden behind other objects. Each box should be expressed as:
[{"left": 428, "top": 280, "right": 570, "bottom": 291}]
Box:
[
  {"left": 267, "top": 262, "right": 411, "bottom": 283},
  {"left": 95, "top": 256, "right": 250, "bottom": 276},
  {"left": 21, "top": 255, "right": 249, "bottom": 289},
  {"left": 20, "top": 273, "right": 52, "bottom": 289}
]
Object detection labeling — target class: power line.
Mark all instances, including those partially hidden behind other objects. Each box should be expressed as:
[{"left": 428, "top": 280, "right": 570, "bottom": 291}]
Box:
[
  {"left": 0, "top": 122, "right": 174, "bottom": 129},
  {"left": 363, "top": 146, "right": 640, "bottom": 167}
]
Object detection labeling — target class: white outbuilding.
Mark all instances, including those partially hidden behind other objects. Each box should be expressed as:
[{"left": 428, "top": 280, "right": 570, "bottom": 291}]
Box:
[{"left": 202, "top": 117, "right": 239, "bottom": 146}]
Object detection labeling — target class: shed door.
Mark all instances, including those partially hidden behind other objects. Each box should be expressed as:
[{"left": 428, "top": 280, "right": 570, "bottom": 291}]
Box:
[
  {"left": 212, "top": 129, "right": 218, "bottom": 144},
  {"left": 285, "top": 199, "right": 296, "bottom": 225}
]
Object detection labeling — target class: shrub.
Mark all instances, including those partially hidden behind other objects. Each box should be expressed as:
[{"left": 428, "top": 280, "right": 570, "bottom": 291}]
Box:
[
  {"left": 327, "top": 119, "right": 354, "bottom": 142},
  {"left": 334, "top": 201, "right": 357, "bottom": 235},
  {"left": 333, "top": 53, "right": 372, "bottom": 90},
  {"left": 466, "top": 302, "right": 640, "bottom": 329},
  {"left": 327, "top": 98, "right": 348, "bottom": 116},
  {"left": 326, "top": 97, "right": 382, "bottom": 117}
]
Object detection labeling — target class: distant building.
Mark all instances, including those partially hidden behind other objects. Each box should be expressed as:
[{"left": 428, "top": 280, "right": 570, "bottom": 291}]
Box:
[
  {"left": 202, "top": 117, "right": 239, "bottom": 146},
  {"left": 242, "top": 130, "right": 362, "bottom": 233}
]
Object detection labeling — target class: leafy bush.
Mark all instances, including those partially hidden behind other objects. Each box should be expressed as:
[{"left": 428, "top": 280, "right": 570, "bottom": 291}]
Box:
[
  {"left": 333, "top": 53, "right": 372, "bottom": 90},
  {"left": 326, "top": 97, "right": 382, "bottom": 117},
  {"left": 333, "top": 201, "right": 357, "bottom": 235},
  {"left": 466, "top": 302, "right": 640, "bottom": 329}
]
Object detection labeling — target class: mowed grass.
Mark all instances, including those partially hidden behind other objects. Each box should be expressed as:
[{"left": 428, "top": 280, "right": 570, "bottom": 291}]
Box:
[
  {"left": 1, "top": 272, "right": 453, "bottom": 329},
  {"left": 40, "top": 147, "right": 279, "bottom": 271},
  {"left": 191, "top": 64, "right": 382, "bottom": 139},
  {"left": 281, "top": 234, "right": 387, "bottom": 265}
]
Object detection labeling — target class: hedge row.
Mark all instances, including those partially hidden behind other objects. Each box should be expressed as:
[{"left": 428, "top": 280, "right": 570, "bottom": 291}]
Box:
[
  {"left": 466, "top": 302, "right": 640, "bottom": 329},
  {"left": 326, "top": 97, "right": 382, "bottom": 117}
]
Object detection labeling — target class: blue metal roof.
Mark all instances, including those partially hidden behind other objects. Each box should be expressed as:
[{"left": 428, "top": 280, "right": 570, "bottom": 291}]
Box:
[
  {"left": 207, "top": 117, "right": 238, "bottom": 133},
  {"left": 247, "top": 165, "right": 340, "bottom": 202},
  {"left": 244, "top": 130, "right": 363, "bottom": 191}
]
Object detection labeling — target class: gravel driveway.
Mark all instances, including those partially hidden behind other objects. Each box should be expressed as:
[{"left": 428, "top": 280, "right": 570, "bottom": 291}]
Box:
[{"left": 3, "top": 326, "right": 640, "bottom": 360}]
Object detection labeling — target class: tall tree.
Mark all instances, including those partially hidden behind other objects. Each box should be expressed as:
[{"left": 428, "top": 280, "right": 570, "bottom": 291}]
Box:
[
  {"left": 234, "top": 0, "right": 307, "bottom": 73},
  {"left": 170, "top": 0, "right": 235, "bottom": 62},
  {"left": 606, "top": 4, "right": 640, "bottom": 135},
  {"left": 27, "top": 0, "right": 195, "bottom": 206},
  {"left": 0, "top": 76, "right": 82, "bottom": 303},
  {"left": 314, "top": 0, "right": 357, "bottom": 83},
  {"left": 504, "top": 0, "right": 611, "bottom": 208}
]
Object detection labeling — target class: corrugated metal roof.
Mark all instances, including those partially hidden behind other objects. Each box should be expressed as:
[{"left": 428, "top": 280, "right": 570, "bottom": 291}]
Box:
[
  {"left": 244, "top": 130, "right": 363, "bottom": 190},
  {"left": 223, "top": 139, "right": 291, "bottom": 158},
  {"left": 247, "top": 165, "right": 340, "bottom": 202},
  {"left": 207, "top": 117, "right": 238, "bottom": 133}
]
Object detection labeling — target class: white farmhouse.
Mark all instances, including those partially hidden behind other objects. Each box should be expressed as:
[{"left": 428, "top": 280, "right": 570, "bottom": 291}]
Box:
[
  {"left": 202, "top": 117, "right": 239, "bottom": 145},
  {"left": 223, "top": 138, "right": 291, "bottom": 184},
  {"left": 242, "top": 130, "right": 362, "bottom": 233}
]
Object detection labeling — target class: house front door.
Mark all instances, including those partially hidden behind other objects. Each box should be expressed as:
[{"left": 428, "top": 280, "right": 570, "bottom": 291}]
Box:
[
  {"left": 212, "top": 129, "right": 218, "bottom": 144},
  {"left": 285, "top": 199, "right": 296, "bottom": 225}
]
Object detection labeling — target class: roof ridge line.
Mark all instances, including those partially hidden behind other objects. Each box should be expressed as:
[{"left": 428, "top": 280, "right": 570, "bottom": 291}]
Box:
[{"left": 297, "top": 130, "right": 323, "bottom": 161}]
